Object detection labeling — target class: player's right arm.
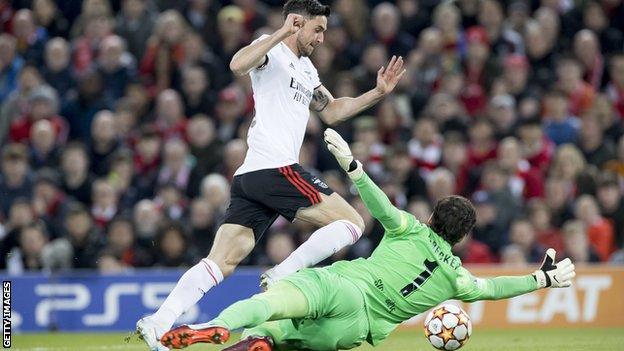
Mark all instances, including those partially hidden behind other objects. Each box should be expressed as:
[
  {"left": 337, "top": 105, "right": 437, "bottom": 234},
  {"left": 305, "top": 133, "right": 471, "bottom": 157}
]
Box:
[
  {"left": 454, "top": 249, "right": 576, "bottom": 302},
  {"left": 229, "top": 14, "right": 304, "bottom": 76},
  {"left": 324, "top": 128, "right": 415, "bottom": 235}
]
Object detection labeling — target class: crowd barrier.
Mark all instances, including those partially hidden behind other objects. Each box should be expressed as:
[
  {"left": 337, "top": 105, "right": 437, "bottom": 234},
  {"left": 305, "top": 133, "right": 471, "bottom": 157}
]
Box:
[{"left": 4, "top": 265, "right": 623, "bottom": 332}]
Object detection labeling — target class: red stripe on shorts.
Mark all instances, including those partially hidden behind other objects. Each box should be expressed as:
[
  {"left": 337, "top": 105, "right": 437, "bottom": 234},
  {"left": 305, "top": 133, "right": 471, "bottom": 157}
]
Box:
[
  {"left": 279, "top": 167, "right": 317, "bottom": 205},
  {"left": 288, "top": 166, "right": 321, "bottom": 204}
]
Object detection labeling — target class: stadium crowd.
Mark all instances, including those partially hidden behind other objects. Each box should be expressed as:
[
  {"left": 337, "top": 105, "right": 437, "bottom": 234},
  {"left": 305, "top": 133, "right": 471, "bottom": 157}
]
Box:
[{"left": 1, "top": 0, "right": 624, "bottom": 274}]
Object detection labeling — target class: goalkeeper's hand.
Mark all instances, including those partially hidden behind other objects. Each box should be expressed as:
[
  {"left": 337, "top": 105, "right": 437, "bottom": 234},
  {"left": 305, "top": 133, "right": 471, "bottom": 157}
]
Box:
[
  {"left": 324, "top": 128, "right": 363, "bottom": 180},
  {"left": 533, "top": 248, "right": 576, "bottom": 288}
]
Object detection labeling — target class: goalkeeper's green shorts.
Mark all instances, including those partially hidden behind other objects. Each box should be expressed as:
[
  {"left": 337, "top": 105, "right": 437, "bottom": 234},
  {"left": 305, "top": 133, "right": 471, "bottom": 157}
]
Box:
[{"left": 244, "top": 268, "right": 370, "bottom": 351}]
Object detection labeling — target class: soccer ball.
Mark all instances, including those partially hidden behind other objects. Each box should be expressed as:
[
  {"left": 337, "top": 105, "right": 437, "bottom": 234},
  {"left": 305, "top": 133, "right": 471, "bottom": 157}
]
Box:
[{"left": 423, "top": 304, "right": 472, "bottom": 350}]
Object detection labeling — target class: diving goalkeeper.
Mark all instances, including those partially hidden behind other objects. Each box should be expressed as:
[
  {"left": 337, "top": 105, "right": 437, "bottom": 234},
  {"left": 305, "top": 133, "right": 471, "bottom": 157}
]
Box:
[{"left": 159, "top": 129, "right": 576, "bottom": 351}]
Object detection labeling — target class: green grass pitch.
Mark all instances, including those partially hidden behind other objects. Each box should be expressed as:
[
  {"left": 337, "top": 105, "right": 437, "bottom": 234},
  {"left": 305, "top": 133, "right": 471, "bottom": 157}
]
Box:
[{"left": 12, "top": 328, "right": 624, "bottom": 351}]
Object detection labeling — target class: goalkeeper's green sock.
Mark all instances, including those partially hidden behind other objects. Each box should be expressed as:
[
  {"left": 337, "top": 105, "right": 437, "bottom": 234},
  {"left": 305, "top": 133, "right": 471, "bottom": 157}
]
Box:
[{"left": 211, "top": 281, "right": 308, "bottom": 330}]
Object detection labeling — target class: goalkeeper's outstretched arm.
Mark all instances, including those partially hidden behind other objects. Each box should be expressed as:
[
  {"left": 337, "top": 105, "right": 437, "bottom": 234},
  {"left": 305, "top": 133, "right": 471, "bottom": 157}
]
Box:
[
  {"left": 455, "top": 249, "right": 576, "bottom": 302},
  {"left": 324, "top": 129, "right": 408, "bottom": 234}
]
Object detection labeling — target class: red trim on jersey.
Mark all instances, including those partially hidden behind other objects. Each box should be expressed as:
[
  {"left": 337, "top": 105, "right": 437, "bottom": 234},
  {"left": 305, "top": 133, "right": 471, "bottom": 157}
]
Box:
[
  {"left": 289, "top": 166, "right": 321, "bottom": 204},
  {"left": 279, "top": 167, "right": 318, "bottom": 205},
  {"left": 343, "top": 221, "right": 359, "bottom": 244}
]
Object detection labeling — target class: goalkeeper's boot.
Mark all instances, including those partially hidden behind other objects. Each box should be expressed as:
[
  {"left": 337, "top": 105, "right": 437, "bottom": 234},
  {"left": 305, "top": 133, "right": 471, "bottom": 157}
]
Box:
[
  {"left": 136, "top": 316, "right": 170, "bottom": 351},
  {"left": 160, "top": 323, "right": 230, "bottom": 349},
  {"left": 222, "top": 336, "right": 274, "bottom": 351}
]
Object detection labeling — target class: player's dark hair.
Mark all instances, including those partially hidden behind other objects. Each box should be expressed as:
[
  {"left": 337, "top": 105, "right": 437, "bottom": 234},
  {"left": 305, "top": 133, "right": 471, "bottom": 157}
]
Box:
[
  {"left": 283, "top": 0, "right": 330, "bottom": 19},
  {"left": 430, "top": 195, "right": 476, "bottom": 245}
]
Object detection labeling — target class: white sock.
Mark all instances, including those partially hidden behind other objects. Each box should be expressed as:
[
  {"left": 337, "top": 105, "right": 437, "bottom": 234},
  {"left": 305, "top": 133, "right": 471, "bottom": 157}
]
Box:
[
  {"left": 151, "top": 258, "right": 224, "bottom": 330},
  {"left": 271, "top": 220, "right": 362, "bottom": 280}
]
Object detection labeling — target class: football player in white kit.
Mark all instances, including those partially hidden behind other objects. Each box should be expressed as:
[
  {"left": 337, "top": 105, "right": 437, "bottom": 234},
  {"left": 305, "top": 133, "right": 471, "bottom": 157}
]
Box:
[{"left": 137, "top": 1, "right": 405, "bottom": 349}]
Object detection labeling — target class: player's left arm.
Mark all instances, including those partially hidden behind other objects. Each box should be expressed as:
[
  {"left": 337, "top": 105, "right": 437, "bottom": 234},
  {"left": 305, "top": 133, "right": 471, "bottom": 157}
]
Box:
[
  {"left": 455, "top": 249, "right": 576, "bottom": 302},
  {"left": 311, "top": 55, "right": 406, "bottom": 126}
]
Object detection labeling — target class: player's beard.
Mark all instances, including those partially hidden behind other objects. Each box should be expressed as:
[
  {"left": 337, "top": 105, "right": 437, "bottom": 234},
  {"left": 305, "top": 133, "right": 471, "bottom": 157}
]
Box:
[{"left": 297, "top": 36, "right": 314, "bottom": 57}]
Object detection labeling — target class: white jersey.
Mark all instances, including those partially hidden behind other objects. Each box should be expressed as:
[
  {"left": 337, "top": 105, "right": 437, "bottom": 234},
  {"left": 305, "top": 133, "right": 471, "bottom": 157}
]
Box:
[{"left": 235, "top": 34, "right": 321, "bottom": 175}]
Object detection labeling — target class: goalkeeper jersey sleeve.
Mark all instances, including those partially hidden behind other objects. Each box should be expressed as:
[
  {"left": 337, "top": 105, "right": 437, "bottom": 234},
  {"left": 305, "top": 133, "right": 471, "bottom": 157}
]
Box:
[{"left": 454, "top": 267, "right": 539, "bottom": 302}]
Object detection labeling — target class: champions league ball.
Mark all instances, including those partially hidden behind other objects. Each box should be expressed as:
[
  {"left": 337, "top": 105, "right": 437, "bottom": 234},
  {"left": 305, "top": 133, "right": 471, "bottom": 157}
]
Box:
[{"left": 423, "top": 304, "right": 472, "bottom": 350}]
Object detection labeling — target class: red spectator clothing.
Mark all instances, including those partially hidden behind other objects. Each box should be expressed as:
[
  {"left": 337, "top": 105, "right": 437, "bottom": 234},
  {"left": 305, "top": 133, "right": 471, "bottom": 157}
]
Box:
[
  {"left": 73, "top": 35, "right": 114, "bottom": 75},
  {"left": 408, "top": 138, "right": 442, "bottom": 173},
  {"left": 605, "top": 82, "right": 624, "bottom": 119},
  {"left": 587, "top": 217, "right": 615, "bottom": 261},
  {"left": 155, "top": 119, "right": 188, "bottom": 141},
  {"left": 583, "top": 55, "right": 604, "bottom": 90},
  {"left": 566, "top": 81, "right": 596, "bottom": 116},
  {"left": 526, "top": 137, "right": 555, "bottom": 173},
  {"left": 91, "top": 206, "right": 117, "bottom": 229},
  {"left": 536, "top": 228, "right": 565, "bottom": 253},
  {"left": 139, "top": 42, "right": 185, "bottom": 96},
  {"left": 460, "top": 82, "right": 487, "bottom": 116},
  {"left": 9, "top": 115, "right": 69, "bottom": 144},
  {"left": 133, "top": 153, "right": 160, "bottom": 176},
  {"left": 466, "top": 143, "right": 497, "bottom": 169},
  {"left": 459, "top": 239, "right": 496, "bottom": 264},
  {"left": 509, "top": 159, "right": 545, "bottom": 199},
  {"left": 0, "top": 1, "right": 13, "bottom": 33}
]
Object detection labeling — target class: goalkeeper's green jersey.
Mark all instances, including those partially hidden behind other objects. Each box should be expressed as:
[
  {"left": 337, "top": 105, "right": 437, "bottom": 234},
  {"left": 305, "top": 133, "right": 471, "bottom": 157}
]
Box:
[{"left": 327, "top": 172, "right": 539, "bottom": 346}]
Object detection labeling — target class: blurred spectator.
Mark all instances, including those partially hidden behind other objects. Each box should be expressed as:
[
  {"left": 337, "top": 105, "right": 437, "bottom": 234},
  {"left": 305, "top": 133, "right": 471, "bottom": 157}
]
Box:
[
  {"left": 574, "top": 194, "right": 615, "bottom": 261},
  {"left": 215, "top": 86, "right": 247, "bottom": 142},
  {"left": 453, "top": 233, "right": 496, "bottom": 264},
  {"left": 89, "top": 110, "right": 120, "bottom": 176},
  {"left": 582, "top": 1, "right": 624, "bottom": 54},
  {"left": 266, "top": 231, "right": 295, "bottom": 266},
  {"left": 573, "top": 30, "right": 604, "bottom": 90},
  {"left": 154, "top": 221, "right": 197, "bottom": 267},
  {"left": 550, "top": 144, "right": 587, "bottom": 185},
  {"left": 500, "top": 244, "right": 528, "bottom": 266},
  {"left": 133, "top": 199, "right": 163, "bottom": 246},
  {"left": 367, "top": 2, "right": 414, "bottom": 57},
  {"left": 29, "top": 119, "right": 61, "bottom": 169},
  {"left": 542, "top": 89, "right": 580, "bottom": 146},
  {"left": 214, "top": 6, "right": 247, "bottom": 65},
  {"left": 1, "top": 65, "right": 43, "bottom": 143},
  {"left": 7, "top": 222, "right": 48, "bottom": 274},
  {"left": 91, "top": 178, "right": 119, "bottom": 228},
  {"left": 108, "top": 149, "right": 141, "bottom": 210},
  {"left": 32, "top": 168, "right": 69, "bottom": 235},
  {"left": 517, "top": 118, "right": 555, "bottom": 173},
  {"left": 189, "top": 197, "right": 216, "bottom": 256},
  {"left": 133, "top": 126, "right": 162, "bottom": 187},
  {"left": 60, "top": 142, "right": 93, "bottom": 206},
  {"left": 527, "top": 199, "right": 564, "bottom": 253},
  {"left": 49, "top": 203, "right": 104, "bottom": 269},
  {"left": 0, "top": 198, "right": 35, "bottom": 269},
  {"left": 157, "top": 139, "right": 200, "bottom": 195},
  {"left": 562, "top": 220, "right": 600, "bottom": 263},
  {"left": 497, "top": 137, "right": 544, "bottom": 199},
  {"left": 115, "top": 0, "right": 156, "bottom": 61},
  {"left": 507, "top": 218, "right": 543, "bottom": 263},
  {"left": 0, "top": 34, "right": 23, "bottom": 103},
  {"left": 408, "top": 118, "right": 442, "bottom": 175},
  {"left": 180, "top": 65, "right": 215, "bottom": 117},
  {"left": 427, "top": 168, "right": 455, "bottom": 204},
  {"left": 72, "top": 14, "right": 115, "bottom": 75},
  {"left": 579, "top": 113, "right": 616, "bottom": 168},
  {"left": 606, "top": 54, "right": 624, "bottom": 119},
  {"left": 186, "top": 115, "right": 223, "bottom": 191},
  {"left": 387, "top": 144, "right": 427, "bottom": 201},
  {"left": 9, "top": 84, "right": 68, "bottom": 144},
  {"left": 41, "top": 37, "right": 75, "bottom": 100},
  {"left": 61, "top": 69, "right": 111, "bottom": 140},
  {"left": 179, "top": 32, "right": 229, "bottom": 92},
  {"left": 106, "top": 215, "right": 152, "bottom": 267},
  {"left": 596, "top": 172, "right": 624, "bottom": 249},
  {"left": 97, "top": 249, "right": 128, "bottom": 273},
  {"left": 557, "top": 57, "right": 595, "bottom": 116},
  {"left": 70, "top": 0, "right": 113, "bottom": 39},
  {"left": 222, "top": 138, "right": 247, "bottom": 180},
  {"left": 487, "top": 94, "right": 518, "bottom": 139},
  {"left": 154, "top": 89, "right": 187, "bottom": 140},
  {"left": 96, "top": 35, "right": 137, "bottom": 101},
  {"left": 32, "top": 0, "right": 69, "bottom": 38},
  {"left": 471, "top": 190, "right": 506, "bottom": 252},
  {"left": 140, "top": 10, "right": 188, "bottom": 94},
  {"left": 11, "top": 9, "right": 47, "bottom": 66},
  {"left": 200, "top": 173, "right": 230, "bottom": 214},
  {"left": 0, "top": 144, "right": 33, "bottom": 217},
  {"left": 183, "top": 0, "right": 220, "bottom": 45}
]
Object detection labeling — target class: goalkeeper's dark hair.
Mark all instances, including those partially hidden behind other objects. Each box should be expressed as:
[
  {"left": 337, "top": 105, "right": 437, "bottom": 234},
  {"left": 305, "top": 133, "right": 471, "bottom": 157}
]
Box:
[
  {"left": 430, "top": 195, "right": 476, "bottom": 245},
  {"left": 283, "top": 0, "right": 330, "bottom": 19}
]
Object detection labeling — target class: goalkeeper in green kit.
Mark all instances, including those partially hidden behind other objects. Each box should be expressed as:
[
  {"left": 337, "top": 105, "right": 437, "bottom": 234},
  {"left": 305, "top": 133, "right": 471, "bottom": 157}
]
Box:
[{"left": 159, "top": 129, "right": 576, "bottom": 351}]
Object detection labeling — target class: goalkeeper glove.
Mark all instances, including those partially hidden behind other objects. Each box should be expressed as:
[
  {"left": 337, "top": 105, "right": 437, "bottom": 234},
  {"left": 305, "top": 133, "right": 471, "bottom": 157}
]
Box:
[
  {"left": 324, "top": 128, "right": 364, "bottom": 180},
  {"left": 533, "top": 248, "right": 576, "bottom": 288}
]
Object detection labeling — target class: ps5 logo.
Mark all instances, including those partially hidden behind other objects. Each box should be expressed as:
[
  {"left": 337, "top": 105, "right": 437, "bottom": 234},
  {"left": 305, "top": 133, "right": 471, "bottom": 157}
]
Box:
[{"left": 33, "top": 283, "right": 199, "bottom": 327}]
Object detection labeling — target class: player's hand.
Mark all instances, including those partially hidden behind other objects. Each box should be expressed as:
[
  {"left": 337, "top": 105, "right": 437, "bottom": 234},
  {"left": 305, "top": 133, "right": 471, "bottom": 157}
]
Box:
[
  {"left": 324, "top": 128, "right": 363, "bottom": 179},
  {"left": 279, "top": 13, "right": 305, "bottom": 37},
  {"left": 375, "top": 55, "right": 406, "bottom": 96},
  {"left": 533, "top": 248, "right": 576, "bottom": 288}
]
